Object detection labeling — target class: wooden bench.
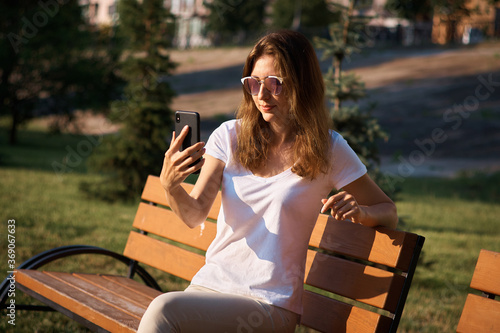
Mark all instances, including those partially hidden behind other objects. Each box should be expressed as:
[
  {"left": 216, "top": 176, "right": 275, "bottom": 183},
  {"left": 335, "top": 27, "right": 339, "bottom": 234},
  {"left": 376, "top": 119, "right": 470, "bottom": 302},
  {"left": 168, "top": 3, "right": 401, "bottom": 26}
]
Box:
[
  {"left": 1, "top": 175, "right": 425, "bottom": 332},
  {"left": 457, "top": 249, "right": 500, "bottom": 333}
]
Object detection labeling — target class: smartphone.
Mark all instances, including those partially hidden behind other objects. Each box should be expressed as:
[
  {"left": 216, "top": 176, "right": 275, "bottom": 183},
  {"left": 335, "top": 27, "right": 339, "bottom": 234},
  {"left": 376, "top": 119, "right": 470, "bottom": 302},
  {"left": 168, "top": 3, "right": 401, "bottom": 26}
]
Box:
[{"left": 174, "top": 110, "right": 201, "bottom": 173}]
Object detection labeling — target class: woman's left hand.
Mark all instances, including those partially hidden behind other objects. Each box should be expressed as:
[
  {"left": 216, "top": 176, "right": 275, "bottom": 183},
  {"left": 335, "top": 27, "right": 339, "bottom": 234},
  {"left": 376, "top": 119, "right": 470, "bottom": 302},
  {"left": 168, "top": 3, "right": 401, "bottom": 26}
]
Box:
[
  {"left": 321, "top": 191, "right": 366, "bottom": 224},
  {"left": 320, "top": 174, "right": 398, "bottom": 229}
]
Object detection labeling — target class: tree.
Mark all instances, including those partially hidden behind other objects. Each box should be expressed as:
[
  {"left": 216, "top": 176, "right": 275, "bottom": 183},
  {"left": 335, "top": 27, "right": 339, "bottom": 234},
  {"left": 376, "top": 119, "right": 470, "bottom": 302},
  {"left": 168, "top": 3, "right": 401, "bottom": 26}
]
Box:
[
  {"left": 271, "top": 0, "right": 338, "bottom": 35},
  {"left": 84, "top": 0, "right": 177, "bottom": 201},
  {"left": 315, "top": 1, "right": 364, "bottom": 115},
  {"left": 385, "top": 0, "right": 433, "bottom": 22},
  {"left": 204, "top": 0, "right": 266, "bottom": 44},
  {"left": 315, "top": 1, "right": 397, "bottom": 197},
  {"left": 0, "top": 0, "right": 120, "bottom": 145}
]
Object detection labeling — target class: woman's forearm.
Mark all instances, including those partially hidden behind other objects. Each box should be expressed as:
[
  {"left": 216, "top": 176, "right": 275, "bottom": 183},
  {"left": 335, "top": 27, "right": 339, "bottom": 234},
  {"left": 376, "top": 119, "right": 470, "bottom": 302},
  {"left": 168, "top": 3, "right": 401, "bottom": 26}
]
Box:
[
  {"left": 358, "top": 202, "right": 398, "bottom": 229},
  {"left": 164, "top": 185, "right": 207, "bottom": 228},
  {"left": 163, "top": 155, "right": 225, "bottom": 228}
]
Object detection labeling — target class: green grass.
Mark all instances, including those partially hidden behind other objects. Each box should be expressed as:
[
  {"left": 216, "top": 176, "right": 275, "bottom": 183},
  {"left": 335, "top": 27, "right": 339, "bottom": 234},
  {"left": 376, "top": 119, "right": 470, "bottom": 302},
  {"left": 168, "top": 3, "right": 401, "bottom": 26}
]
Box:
[
  {"left": 1, "top": 125, "right": 499, "bottom": 332},
  {"left": 0, "top": 125, "right": 179, "bottom": 332},
  {"left": 396, "top": 176, "right": 500, "bottom": 332}
]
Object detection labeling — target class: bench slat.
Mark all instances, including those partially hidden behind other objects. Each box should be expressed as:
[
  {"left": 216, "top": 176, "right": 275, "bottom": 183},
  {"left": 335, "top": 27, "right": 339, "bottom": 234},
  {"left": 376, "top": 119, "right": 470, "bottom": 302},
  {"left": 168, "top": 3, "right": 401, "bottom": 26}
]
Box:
[
  {"left": 100, "top": 274, "right": 162, "bottom": 300},
  {"left": 123, "top": 231, "right": 206, "bottom": 282},
  {"left": 309, "top": 215, "right": 418, "bottom": 271},
  {"left": 44, "top": 272, "right": 146, "bottom": 317},
  {"left": 133, "top": 202, "right": 216, "bottom": 252},
  {"left": 301, "top": 290, "right": 392, "bottom": 333},
  {"left": 304, "top": 250, "right": 405, "bottom": 312},
  {"left": 74, "top": 273, "right": 159, "bottom": 307},
  {"left": 456, "top": 293, "right": 500, "bottom": 333},
  {"left": 470, "top": 249, "right": 500, "bottom": 296},
  {"left": 16, "top": 269, "right": 140, "bottom": 332},
  {"left": 141, "top": 175, "right": 221, "bottom": 220}
]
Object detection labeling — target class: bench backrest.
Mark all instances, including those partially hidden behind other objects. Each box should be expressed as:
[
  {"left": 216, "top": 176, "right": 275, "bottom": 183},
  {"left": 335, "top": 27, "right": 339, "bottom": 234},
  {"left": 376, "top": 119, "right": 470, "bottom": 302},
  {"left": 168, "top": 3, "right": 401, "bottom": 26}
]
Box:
[
  {"left": 457, "top": 249, "right": 500, "bottom": 333},
  {"left": 124, "top": 175, "right": 425, "bottom": 333}
]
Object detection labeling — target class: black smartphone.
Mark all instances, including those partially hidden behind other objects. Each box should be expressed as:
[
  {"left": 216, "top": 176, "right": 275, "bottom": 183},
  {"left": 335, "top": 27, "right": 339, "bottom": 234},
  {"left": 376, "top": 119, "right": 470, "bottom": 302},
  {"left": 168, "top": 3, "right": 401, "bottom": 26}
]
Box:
[{"left": 174, "top": 110, "right": 201, "bottom": 173}]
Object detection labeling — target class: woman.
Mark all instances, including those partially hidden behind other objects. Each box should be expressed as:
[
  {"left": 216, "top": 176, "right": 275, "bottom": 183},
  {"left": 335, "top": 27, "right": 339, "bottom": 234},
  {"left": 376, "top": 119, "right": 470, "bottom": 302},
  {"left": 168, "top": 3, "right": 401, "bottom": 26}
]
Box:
[{"left": 138, "top": 30, "right": 397, "bottom": 333}]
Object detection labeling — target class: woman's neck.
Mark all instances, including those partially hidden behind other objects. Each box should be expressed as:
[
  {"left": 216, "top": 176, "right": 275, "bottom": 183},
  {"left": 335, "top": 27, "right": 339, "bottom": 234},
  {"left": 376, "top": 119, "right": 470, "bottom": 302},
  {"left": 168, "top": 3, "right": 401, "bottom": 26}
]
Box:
[
  {"left": 251, "top": 125, "right": 295, "bottom": 178},
  {"left": 269, "top": 122, "right": 294, "bottom": 148}
]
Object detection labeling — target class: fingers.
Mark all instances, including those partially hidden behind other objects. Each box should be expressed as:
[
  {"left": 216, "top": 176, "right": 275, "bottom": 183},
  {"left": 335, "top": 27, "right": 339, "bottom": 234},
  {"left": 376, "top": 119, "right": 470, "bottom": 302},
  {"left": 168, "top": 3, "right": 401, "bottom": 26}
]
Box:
[
  {"left": 163, "top": 143, "right": 205, "bottom": 176},
  {"left": 321, "top": 191, "right": 361, "bottom": 222},
  {"left": 180, "top": 147, "right": 206, "bottom": 170},
  {"left": 168, "top": 125, "right": 204, "bottom": 158},
  {"left": 161, "top": 128, "right": 206, "bottom": 191},
  {"left": 166, "top": 124, "right": 204, "bottom": 158},
  {"left": 170, "top": 125, "right": 189, "bottom": 151},
  {"left": 166, "top": 144, "right": 205, "bottom": 172}
]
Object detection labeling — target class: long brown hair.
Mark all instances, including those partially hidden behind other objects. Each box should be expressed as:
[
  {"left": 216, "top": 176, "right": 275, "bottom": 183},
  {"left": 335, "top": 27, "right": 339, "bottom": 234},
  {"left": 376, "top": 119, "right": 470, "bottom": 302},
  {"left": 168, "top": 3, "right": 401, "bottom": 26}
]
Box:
[{"left": 235, "top": 30, "right": 331, "bottom": 179}]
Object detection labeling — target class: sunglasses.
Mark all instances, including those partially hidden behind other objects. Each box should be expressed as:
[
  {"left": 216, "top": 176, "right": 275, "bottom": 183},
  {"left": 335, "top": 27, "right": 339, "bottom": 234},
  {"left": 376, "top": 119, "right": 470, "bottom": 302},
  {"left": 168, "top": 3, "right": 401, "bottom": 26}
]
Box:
[{"left": 240, "top": 76, "right": 284, "bottom": 96}]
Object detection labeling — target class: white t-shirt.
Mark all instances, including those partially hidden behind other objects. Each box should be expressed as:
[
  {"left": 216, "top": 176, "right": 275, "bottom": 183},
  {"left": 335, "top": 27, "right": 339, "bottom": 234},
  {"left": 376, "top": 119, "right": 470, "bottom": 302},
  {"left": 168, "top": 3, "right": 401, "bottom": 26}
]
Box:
[{"left": 191, "top": 119, "right": 367, "bottom": 314}]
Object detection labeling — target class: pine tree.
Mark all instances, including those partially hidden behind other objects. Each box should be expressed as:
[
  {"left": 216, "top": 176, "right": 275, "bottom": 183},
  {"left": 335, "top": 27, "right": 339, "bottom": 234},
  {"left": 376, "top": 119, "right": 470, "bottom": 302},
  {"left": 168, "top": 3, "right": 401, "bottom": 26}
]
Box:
[
  {"left": 0, "top": 0, "right": 119, "bottom": 145},
  {"left": 84, "top": 0, "right": 176, "bottom": 200},
  {"left": 204, "top": 0, "right": 266, "bottom": 45},
  {"left": 314, "top": 0, "right": 398, "bottom": 197},
  {"left": 271, "top": 0, "right": 338, "bottom": 35}
]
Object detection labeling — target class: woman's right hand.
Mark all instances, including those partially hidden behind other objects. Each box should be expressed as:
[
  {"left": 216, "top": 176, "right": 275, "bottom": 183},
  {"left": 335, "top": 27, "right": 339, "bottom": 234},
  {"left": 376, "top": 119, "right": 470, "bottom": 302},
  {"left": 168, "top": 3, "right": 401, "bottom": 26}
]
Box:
[{"left": 160, "top": 125, "right": 205, "bottom": 193}]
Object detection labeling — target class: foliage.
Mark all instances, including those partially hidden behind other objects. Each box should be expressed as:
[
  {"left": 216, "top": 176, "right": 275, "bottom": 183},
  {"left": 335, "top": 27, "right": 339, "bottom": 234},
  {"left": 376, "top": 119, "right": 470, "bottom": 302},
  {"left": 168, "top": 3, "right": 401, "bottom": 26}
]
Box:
[
  {"left": 83, "top": 0, "right": 177, "bottom": 201},
  {"left": 271, "top": 0, "right": 338, "bottom": 35},
  {"left": 385, "top": 0, "right": 433, "bottom": 21},
  {"left": 314, "top": 1, "right": 394, "bottom": 196},
  {"left": 432, "top": 0, "right": 471, "bottom": 18},
  {"left": 204, "top": 0, "right": 266, "bottom": 44},
  {"left": 0, "top": 0, "right": 121, "bottom": 145},
  {"left": 331, "top": 105, "right": 385, "bottom": 167},
  {"left": 323, "top": 69, "right": 366, "bottom": 102}
]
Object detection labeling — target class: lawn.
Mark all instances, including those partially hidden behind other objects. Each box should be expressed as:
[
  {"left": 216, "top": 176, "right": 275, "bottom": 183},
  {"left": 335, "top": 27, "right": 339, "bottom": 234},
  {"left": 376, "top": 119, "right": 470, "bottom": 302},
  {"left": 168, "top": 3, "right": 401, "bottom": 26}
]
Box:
[{"left": 1, "top": 125, "right": 499, "bottom": 332}]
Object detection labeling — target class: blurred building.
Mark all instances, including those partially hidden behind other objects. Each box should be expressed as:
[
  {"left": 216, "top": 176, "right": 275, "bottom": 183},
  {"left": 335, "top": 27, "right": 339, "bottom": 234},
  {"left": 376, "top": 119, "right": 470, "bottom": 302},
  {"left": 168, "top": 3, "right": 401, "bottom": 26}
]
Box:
[
  {"left": 79, "top": 0, "right": 117, "bottom": 26},
  {"left": 79, "top": 0, "right": 500, "bottom": 48},
  {"left": 79, "top": 0, "right": 210, "bottom": 48},
  {"left": 165, "top": 0, "right": 211, "bottom": 48},
  {"left": 327, "top": 0, "right": 433, "bottom": 46},
  {"left": 432, "top": 0, "right": 500, "bottom": 44}
]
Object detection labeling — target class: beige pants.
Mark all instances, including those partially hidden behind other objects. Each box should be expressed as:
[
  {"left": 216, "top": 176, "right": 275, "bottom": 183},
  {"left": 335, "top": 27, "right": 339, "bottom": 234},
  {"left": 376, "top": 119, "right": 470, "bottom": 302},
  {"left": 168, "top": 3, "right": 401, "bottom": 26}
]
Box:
[{"left": 137, "top": 284, "right": 298, "bottom": 333}]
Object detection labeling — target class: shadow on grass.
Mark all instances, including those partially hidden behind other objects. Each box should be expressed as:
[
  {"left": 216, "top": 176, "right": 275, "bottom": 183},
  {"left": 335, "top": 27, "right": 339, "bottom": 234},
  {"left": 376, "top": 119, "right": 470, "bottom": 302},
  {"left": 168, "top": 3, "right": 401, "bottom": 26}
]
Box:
[
  {"left": 0, "top": 126, "right": 97, "bottom": 174},
  {"left": 0, "top": 113, "right": 230, "bottom": 176},
  {"left": 400, "top": 173, "right": 500, "bottom": 205}
]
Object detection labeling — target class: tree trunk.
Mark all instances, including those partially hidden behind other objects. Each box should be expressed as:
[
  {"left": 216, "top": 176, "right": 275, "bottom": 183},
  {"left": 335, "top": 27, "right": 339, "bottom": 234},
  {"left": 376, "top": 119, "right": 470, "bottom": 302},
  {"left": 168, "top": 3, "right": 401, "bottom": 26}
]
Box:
[
  {"left": 333, "top": 0, "right": 355, "bottom": 115},
  {"left": 292, "top": 0, "right": 302, "bottom": 31},
  {"left": 1, "top": 48, "right": 18, "bottom": 145},
  {"left": 9, "top": 104, "right": 19, "bottom": 145},
  {"left": 333, "top": 56, "right": 342, "bottom": 115}
]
